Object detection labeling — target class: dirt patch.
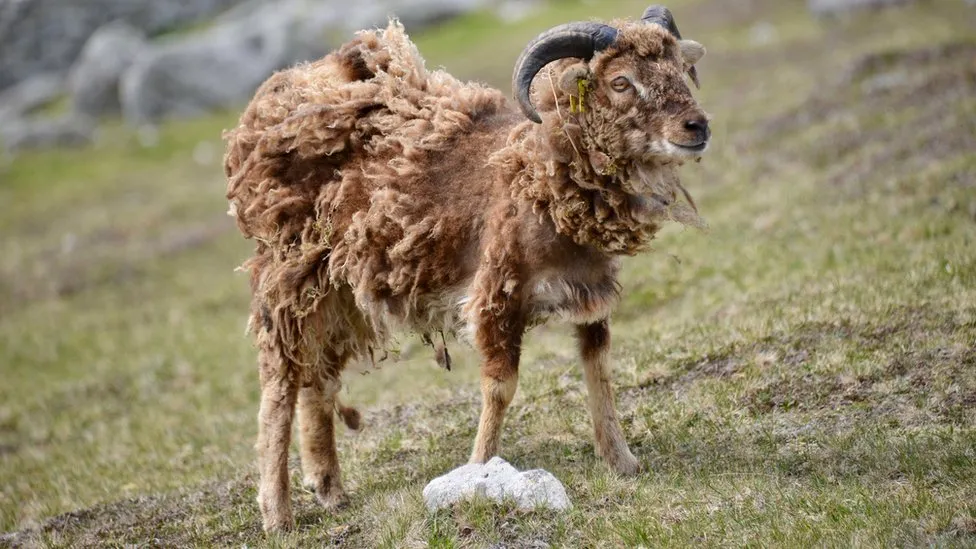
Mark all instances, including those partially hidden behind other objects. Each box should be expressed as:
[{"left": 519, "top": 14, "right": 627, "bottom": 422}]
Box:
[
  {"left": 623, "top": 304, "right": 976, "bottom": 423},
  {"left": 754, "top": 41, "right": 976, "bottom": 192},
  {"left": 445, "top": 503, "right": 555, "bottom": 549},
  {"left": 5, "top": 492, "right": 185, "bottom": 548},
  {"left": 742, "top": 346, "right": 976, "bottom": 416},
  {"left": 636, "top": 352, "right": 744, "bottom": 389},
  {"left": 1, "top": 476, "right": 357, "bottom": 548},
  {"left": 758, "top": 42, "right": 976, "bottom": 138},
  {"left": 740, "top": 318, "right": 976, "bottom": 422},
  {"left": 843, "top": 42, "right": 976, "bottom": 82}
]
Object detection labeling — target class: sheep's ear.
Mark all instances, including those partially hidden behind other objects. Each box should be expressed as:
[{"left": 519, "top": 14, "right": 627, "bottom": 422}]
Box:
[
  {"left": 679, "top": 39, "right": 706, "bottom": 66},
  {"left": 558, "top": 63, "right": 591, "bottom": 96}
]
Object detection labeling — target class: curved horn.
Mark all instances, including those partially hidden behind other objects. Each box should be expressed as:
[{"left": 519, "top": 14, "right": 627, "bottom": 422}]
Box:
[
  {"left": 641, "top": 5, "right": 700, "bottom": 88},
  {"left": 641, "top": 5, "right": 683, "bottom": 38},
  {"left": 512, "top": 22, "right": 618, "bottom": 123}
]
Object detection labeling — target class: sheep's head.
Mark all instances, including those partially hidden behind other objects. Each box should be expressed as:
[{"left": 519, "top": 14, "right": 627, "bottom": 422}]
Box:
[{"left": 513, "top": 6, "right": 709, "bottom": 166}]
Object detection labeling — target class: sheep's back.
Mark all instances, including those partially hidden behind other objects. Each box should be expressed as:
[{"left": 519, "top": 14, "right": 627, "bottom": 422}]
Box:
[{"left": 224, "top": 21, "right": 513, "bottom": 348}]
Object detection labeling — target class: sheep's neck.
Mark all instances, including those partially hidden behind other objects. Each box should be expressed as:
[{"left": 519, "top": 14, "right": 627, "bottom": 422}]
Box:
[{"left": 500, "top": 123, "right": 664, "bottom": 256}]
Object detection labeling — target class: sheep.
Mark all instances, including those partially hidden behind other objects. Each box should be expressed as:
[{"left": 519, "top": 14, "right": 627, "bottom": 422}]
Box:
[{"left": 224, "top": 5, "right": 711, "bottom": 531}]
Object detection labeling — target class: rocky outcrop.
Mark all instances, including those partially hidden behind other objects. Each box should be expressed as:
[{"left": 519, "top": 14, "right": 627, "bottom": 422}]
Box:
[
  {"left": 68, "top": 21, "right": 148, "bottom": 117},
  {"left": 0, "top": 0, "right": 493, "bottom": 151},
  {"left": 0, "top": 114, "right": 95, "bottom": 152},
  {"left": 0, "top": 0, "right": 243, "bottom": 92},
  {"left": 119, "top": 0, "right": 488, "bottom": 125},
  {"left": 0, "top": 72, "right": 64, "bottom": 125}
]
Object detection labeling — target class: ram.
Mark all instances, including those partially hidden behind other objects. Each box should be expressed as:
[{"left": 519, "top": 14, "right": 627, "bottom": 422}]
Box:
[{"left": 225, "top": 5, "right": 710, "bottom": 531}]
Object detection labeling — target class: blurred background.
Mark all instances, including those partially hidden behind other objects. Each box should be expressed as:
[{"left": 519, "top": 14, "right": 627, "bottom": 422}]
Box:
[{"left": 1, "top": 0, "right": 974, "bottom": 546}]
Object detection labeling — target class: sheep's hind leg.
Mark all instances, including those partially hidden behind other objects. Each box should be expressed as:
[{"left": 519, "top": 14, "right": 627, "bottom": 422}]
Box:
[
  {"left": 576, "top": 320, "right": 640, "bottom": 476},
  {"left": 297, "top": 367, "right": 349, "bottom": 510},
  {"left": 256, "top": 349, "right": 300, "bottom": 531}
]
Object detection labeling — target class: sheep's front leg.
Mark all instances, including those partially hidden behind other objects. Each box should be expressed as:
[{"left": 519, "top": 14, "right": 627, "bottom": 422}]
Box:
[
  {"left": 256, "top": 351, "right": 299, "bottom": 532},
  {"left": 470, "top": 321, "right": 523, "bottom": 464},
  {"left": 576, "top": 320, "right": 640, "bottom": 476},
  {"left": 470, "top": 368, "right": 519, "bottom": 463},
  {"left": 297, "top": 375, "right": 348, "bottom": 510}
]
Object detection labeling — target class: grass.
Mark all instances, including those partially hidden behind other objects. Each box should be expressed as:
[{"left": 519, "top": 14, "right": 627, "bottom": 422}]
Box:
[{"left": 2, "top": 0, "right": 975, "bottom": 546}]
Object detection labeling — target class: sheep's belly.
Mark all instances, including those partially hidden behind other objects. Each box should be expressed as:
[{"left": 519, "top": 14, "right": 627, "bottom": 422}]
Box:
[
  {"left": 527, "top": 277, "right": 617, "bottom": 326},
  {"left": 379, "top": 277, "right": 617, "bottom": 348},
  {"left": 361, "top": 284, "right": 471, "bottom": 344}
]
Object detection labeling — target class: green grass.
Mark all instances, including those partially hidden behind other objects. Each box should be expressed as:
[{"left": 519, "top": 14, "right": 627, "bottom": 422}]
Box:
[{"left": 2, "top": 0, "right": 975, "bottom": 547}]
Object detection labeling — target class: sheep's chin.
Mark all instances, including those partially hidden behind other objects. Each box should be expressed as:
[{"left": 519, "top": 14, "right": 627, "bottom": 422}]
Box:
[
  {"left": 624, "top": 162, "right": 677, "bottom": 203},
  {"left": 621, "top": 161, "right": 692, "bottom": 224},
  {"left": 627, "top": 193, "right": 671, "bottom": 224}
]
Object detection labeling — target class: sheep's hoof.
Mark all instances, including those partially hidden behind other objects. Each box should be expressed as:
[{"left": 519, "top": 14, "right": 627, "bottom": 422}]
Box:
[
  {"left": 262, "top": 517, "right": 295, "bottom": 533},
  {"left": 259, "top": 499, "right": 295, "bottom": 533},
  {"left": 317, "top": 488, "right": 350, "bottom": 510},
  {"left": 605, "top": 448, "right": 642, "bottom": 477},
  {"left": 306, "top": 474, "right": 349, "bottom": 510}
]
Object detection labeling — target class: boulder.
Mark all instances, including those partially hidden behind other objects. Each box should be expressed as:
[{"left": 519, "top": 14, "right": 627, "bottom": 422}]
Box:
[
  {"left": 422, "top": 457, "right": 572, "bottom": 512},
  {"left": 0, "top": 114, "right": 95, "bottom": 152},
  {"left": 67, "top": 21, "right": 147, "bottom": 117},
  {"left": 0, "top": 0, "right": 243, "bottom": 92},
  {"left": 118, "top": 0, "right": 488, "bottom": 125},
  {"left": 119, "top": 7, "right": 304, "bottom": 125},
  {"left": 0, "top": 72, "right": 65, "bottom": 125}
]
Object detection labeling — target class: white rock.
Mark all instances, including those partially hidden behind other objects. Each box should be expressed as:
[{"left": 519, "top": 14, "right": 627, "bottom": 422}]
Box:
[{"left": 422, "top": 457, "right": 571, "bottom": 512}]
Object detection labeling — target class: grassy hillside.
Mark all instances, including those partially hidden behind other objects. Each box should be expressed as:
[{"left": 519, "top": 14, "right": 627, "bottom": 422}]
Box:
[{"left": 2, "top": 0, "right": 975, "bottom": 546}]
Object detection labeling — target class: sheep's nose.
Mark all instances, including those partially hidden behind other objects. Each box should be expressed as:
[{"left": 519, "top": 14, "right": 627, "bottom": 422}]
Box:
[{"left": 684, "top": 117, "right": 710, "bottom": 142}]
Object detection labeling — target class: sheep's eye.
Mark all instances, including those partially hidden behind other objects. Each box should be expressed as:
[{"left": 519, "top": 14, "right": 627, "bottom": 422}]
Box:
[{"left": 610, "top": 76, "right": 631, "bottom": 92}]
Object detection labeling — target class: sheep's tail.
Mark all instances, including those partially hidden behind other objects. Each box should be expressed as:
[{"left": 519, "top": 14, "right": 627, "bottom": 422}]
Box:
[{"left": 336, "top": 399, "right": 362, "bottom": 431}]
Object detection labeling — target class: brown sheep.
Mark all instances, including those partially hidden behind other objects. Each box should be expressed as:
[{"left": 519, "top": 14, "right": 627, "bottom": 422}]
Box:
[{"left": 224, "top": 5, "right": 710, "bottom": 531}]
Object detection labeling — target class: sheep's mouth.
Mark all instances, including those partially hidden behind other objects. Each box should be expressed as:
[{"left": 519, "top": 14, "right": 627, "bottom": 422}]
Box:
[{"left": 668, "top": 140, "right": 708, "bottom": 153}]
